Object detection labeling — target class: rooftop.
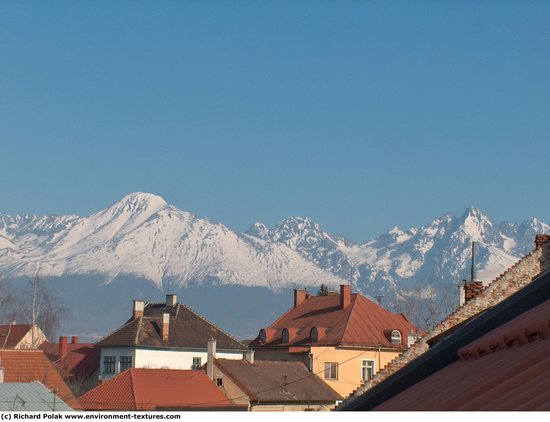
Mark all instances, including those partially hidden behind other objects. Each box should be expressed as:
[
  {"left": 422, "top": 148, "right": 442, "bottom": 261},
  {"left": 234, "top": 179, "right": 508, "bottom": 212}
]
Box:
[
  {"left": 79, "top": 368, "right": 236, "bottom": 411},
  {"left": 215, "top": 358, "right": 342, "bottom": 403},
  {"left": 96, "top": 296, "right": 248, "bottom": 351},
  {"left": 0, "top": 350, "right": 81, "bottom": 410},
  {"left": 0, "top": 382, "right": 73, "bottom": 411},
  {"left": 250, "top": 285, "right": 423, "bottom": 349}
]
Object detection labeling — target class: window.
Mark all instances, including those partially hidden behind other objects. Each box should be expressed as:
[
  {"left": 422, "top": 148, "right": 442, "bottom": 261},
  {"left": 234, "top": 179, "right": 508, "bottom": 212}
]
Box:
[
  {"left": 216, "top": 378, "right": 223, "bottom": 387},
  {"left": 120, "top": 356, "right": 132, "bottom": 372},
  {"left": 324, "top": 362, "right": 338, "bottom": 380},
  {"left": 259, "top": 329, "right": 266, "bottom": 344},
  {"left": 310, "top": 327, "right": 318, "bottom": 343},
  {"left": 282, "top": 328, "right": 289, "bottom": 343},
  {"left": 361, "top": 360, "right": 375, "bottom": 381},
  {"left": 391, "top": 330, "right": 402, "bottom": 344},
  {"left": 103, "top": 356, "right": 116, "bottom": 374},
  {"left": 192, "top": 357, "right": 202, "bottom": 370}
]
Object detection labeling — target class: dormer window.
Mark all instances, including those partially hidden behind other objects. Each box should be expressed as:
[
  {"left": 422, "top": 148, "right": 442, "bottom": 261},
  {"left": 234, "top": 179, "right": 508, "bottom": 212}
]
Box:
[
  {"left": 310, "top": 327, "right": 318, "bottom": 343},
  {"left": 259, "top": 329, "right": 266, "bottom": 344},
  {"left": 282, "top": 328, "right": 289, "bottom": 343},
  {"left": 391, "top": 329, "right": 402, "bottom": 344}
]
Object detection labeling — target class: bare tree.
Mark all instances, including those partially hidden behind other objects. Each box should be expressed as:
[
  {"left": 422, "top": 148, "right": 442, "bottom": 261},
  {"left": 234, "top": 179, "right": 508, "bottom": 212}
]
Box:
[
  {"left": 390, "top": 280, "right": 460, "bottom": 332},
  {"left": 2, "top": 276, "right": 69, "bottom": 341}
]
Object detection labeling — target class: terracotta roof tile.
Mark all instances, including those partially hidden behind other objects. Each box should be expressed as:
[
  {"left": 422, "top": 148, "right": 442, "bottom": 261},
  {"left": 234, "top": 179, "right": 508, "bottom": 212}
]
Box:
[
  {"left": 251, "top": 291, "right": 423, "bottom": 349},
  {"left": 79, "top": 369, "right": 234, "bottom": 410},
  {"left": 215, "top": 359, "right": 342, "bottom": 403},
  {"left": 373, "top": 299, "right": 550, "bottom": 411},
  {"left": 0, "top": 350, "right": 81, "bottom": 409}
]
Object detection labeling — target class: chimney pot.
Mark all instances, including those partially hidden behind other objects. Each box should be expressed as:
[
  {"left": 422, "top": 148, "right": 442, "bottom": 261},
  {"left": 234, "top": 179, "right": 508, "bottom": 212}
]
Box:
[
  {"left": 294, "top": 289, "right": 309, "bottom": 307},
  {"left": 166, "top": 294, "right": 177, "bottom": 307},
  {"left": 133, "top": 300, "right": 145, "bottom": 320},
  {"left": 340, "top": 284, "right": 351, "bottom": 309},
  {"left": 59, "top": 336, "right": 68, "bottom": 358}
]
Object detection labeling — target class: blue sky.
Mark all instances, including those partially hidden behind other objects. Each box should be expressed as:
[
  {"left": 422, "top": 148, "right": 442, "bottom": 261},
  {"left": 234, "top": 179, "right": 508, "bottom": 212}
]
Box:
[{"left": 1, "top": 1, "right": 549, "bottom": 240}]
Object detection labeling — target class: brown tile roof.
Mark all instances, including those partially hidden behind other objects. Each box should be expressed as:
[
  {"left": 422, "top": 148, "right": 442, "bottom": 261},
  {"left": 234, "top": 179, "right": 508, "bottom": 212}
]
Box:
[
  {"left": 0, "top": 324, "right": 33, "bottom": 349},
  {"left": 0, "top": 350, "right": 81, "bottom": 409},
  {"left": 374, "top": 298, "right": 550, "bottom": 411},
  {"left": 79, "top": 368, "right": 235, "bottom": 410},
  {"left": 250, "top": 288, "right": 423, "bottom": 349},
  {"left": 215, "top": 359, "right": 342, "bottom": 403},
  {"left": 96, "top": 302, "right": 247, "bottom": 351}
]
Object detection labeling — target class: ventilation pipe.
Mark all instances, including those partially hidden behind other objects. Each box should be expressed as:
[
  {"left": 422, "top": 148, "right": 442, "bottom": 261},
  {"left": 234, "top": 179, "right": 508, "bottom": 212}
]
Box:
[{"left": 471, "top": 241, "right": 477, "bottom": 282}]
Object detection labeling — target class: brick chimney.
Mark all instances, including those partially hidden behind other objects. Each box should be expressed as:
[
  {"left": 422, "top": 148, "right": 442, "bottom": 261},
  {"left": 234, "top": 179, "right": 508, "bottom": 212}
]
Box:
[
  {"left": 463, "top": 281, "right": 484, "bottom": 304},
  {"left": 294, "top": 288, "right": 309, "bottom": 307},
  {"left": 133, "top": 300, "right": 145, "bottom": 320},
  {"left": 59, "top": 336, "right": 68, "bottom": 358},
  {"left": 161, "top": 313, "right": 170, "bottom": 342},
  {"left": 340, "top": 284, "right": 351, "bottom": 309},
  {"left": 535, "top": 234, "right": 550, "bottom": 249},
  {"left": 166, "top": 294, "right": 177, "bottom": 307},
  {"left": 71, "top": 336, "right": 79, "bottom": 344}
]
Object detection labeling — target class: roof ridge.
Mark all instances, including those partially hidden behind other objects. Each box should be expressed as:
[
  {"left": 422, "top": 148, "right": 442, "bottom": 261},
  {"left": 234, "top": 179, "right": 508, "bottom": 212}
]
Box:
[
  {"left": 338, "top": 294, "right": 360, "bottom": 345},
  {"left": 94, "top": 302, "right": 150, "bottom": 346},
  {"left": 134, "top": 316, "right": 143, "bottom": 346},
  {"left": 176, "top": 303, "right": 248, "bottom": 349}
]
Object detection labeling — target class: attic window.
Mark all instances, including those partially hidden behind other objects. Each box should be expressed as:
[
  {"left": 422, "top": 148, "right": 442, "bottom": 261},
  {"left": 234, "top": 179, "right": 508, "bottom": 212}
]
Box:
[
  {"left": 391, "top": 330, "right": 402, "bottom": 344},
  {"left": 310, "top": 327, "right": 318, "bottom": 343},
  {"left": 259, "top": 329, "right": 266, "bottom": 344},
  {"left": 282, "top": 328, "right": 289, "bottom": 343}
]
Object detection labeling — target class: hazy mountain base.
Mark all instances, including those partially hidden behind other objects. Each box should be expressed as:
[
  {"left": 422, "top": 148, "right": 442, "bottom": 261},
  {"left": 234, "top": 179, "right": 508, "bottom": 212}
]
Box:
[{"left": 2, "top": 275, "right": 292, "bottom": 342}]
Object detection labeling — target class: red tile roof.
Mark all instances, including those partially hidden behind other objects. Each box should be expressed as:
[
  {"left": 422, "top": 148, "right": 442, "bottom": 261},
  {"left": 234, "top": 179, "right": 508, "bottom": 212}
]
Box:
[
  {"left": 374, "top": 298, "right": 550, "bottom": 410},
  {"left": 251, "top": 287, "right": 423, "bottom": 349},
  {"left": 96, "top": 302, "right": 247, "bottom": 351},
  {"left": 0, "top": 324, "right": 33, "bottom": 349},
  {"left": 41, "top": 340, "right": 100, "bottom": 381},
  {"left": 0, "top": 350, "right": 81, "bottom": 410},
  {"left": 215, "top": 359, "right": 342, "bottom": 403},
  {"left": 79, "top": 369, "right": 235, "bottom": 411}
]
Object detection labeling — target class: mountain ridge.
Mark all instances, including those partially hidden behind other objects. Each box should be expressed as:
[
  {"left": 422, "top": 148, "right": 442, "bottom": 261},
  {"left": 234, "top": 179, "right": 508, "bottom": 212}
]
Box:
[{"left": 1, "top": 192, "right": 549, "bottom": 338}]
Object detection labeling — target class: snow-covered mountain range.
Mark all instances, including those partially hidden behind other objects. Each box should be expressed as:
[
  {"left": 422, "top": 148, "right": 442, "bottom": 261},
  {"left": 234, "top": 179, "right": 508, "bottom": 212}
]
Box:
[{"left": 1, "top": 192, "right": 548, "bottom": 338}]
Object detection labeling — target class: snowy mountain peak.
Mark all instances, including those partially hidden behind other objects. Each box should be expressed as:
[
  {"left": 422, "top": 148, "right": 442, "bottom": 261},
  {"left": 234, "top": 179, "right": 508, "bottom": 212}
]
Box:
[
  {"left": 245, "top": 222, "right": 269, "bottom": 239},
  {"left": 109, "top": 192, "right": 168, "bottom": 215},
  {"left": 459, "top": 206, "right": 494, "bottom": 241}
]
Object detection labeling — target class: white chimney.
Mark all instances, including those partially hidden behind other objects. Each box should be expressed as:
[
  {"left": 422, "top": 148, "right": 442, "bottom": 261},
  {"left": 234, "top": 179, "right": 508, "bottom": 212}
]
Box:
[
  {"left": 244, "top": 350, "right": 255, "bottom": 365},
  {"left": 133, "top": 300, "right": 145, "bottom": 320},
  {"left": 161, "top": 313, "right": 170, "bottom": 342},
  {"left": 207, "top": 338, "right": 216, "bottom": 380},
  {"left": 166, "top": 294, "right": 177, "bottom": 307},
  {"left": 0, "top": 358, "right": 4, "bottom": 383}
]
